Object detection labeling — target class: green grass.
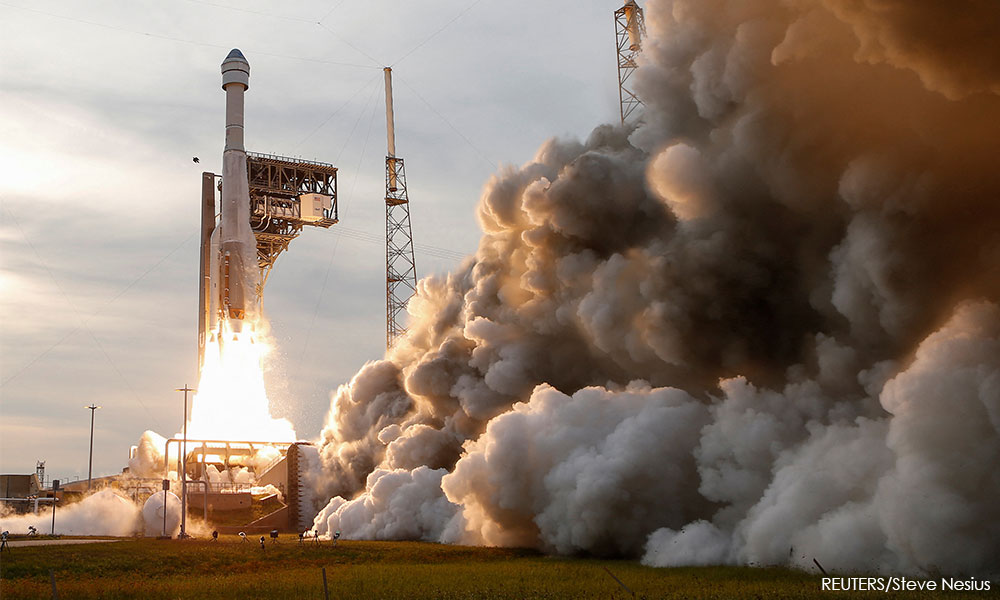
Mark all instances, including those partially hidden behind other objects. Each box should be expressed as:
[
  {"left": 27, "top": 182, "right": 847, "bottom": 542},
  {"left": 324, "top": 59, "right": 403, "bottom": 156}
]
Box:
[{"left": 0, "top": 537, "right": 990, "bottom": 599}]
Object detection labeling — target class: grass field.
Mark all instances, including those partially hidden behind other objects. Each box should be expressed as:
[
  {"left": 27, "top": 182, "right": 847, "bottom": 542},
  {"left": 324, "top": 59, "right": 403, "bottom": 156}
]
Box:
[{"left": 0, "top": 537, "right": 991, "bottom": 599}]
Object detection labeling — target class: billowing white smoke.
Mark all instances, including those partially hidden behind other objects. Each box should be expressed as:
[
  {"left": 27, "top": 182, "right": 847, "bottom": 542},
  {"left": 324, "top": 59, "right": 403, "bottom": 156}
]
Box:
[
  {"left": 443, "top": 384, "right": 710, "bottom": 555},
  {"left": 645, "top": 301, "right": 1000, "bottom": 573},
  {"left": 0, "top": 490, "right": 140, "bottom": 537},
  {"left": 129, "top": 430, "right": 171, "bottom": 479},
  {"left": 309, "top": 0, "right": 1000, "bottom": 576},
  {"left": 314, "top": 466, "right": 461, "bottom": 542},
  {"left": 127, "top": 429, "right": 288, "bottom": 498}
]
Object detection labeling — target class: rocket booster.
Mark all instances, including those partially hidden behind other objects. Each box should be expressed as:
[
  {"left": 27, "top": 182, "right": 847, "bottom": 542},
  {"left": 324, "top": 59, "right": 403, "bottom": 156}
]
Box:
[{"left": 218, "top": 49, "right": 257, "bottom": 334}]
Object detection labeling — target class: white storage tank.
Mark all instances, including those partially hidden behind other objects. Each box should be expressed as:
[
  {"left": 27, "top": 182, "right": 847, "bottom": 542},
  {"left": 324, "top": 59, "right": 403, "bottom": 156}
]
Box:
[{"left": 142, "top": 490, "right": 181, "bottom": 537}]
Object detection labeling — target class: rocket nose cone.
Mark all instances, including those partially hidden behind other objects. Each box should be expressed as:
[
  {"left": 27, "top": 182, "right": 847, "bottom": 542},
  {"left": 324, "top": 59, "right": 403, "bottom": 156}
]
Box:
[
  {"left": 221, "top": 48, "right": 250, "bottom": 88},
  {"left": 222, "top": 48, "right": 249, "bottom": 68}
]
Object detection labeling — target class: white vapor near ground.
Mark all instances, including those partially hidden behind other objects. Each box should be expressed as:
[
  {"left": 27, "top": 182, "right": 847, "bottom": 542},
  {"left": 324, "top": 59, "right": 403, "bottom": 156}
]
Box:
[{"left": 0, "top": 490, "right": 139, "bottom": 537}]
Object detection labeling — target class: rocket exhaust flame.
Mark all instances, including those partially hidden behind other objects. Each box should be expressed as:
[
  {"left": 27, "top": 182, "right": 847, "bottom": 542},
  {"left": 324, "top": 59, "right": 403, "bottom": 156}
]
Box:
[
  {"left": 185, "top": 318, "right": 294, "bottom": 443},
  {"left": 128, "top": 318, "right": 294, "bottom": 481}
]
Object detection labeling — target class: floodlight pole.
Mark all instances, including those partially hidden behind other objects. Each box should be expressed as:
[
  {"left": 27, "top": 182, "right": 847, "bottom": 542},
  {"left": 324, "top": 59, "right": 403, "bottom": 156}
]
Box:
[
  {"left": 176, "top": 385, "right": 195, "bottom": 538},
  {"left": 51, "top": 479, "right": 60, "bottom": 535},
  {"left": 85, "top": 404, "right": 101, "bottom": 492}
]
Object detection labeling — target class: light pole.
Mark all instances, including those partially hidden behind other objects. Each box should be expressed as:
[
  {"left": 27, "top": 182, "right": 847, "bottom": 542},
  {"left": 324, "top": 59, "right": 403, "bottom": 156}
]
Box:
[
  {"left": 175, "top": 385, "right": 195, "bottom": 538},
  {"left": 85, "top": 404, "right": 101, "bottom": 492},
  {"left": 51, "top": 479, "right": 60, "bottom": 535}
]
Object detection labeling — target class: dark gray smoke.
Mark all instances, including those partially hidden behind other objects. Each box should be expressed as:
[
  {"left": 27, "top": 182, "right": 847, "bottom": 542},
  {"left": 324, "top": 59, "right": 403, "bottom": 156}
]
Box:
[{"left": 309, "top": 0, "right": 1000, "bottom": 576}]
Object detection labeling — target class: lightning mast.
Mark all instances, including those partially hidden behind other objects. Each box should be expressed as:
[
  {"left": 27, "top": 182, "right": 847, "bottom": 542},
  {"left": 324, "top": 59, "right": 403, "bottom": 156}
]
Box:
[
  {"left": 614, "top": 0, "right": 646, "bottom": 124},
  {"left": 383, "top": 67, "right": 417, "bottom": 349}
]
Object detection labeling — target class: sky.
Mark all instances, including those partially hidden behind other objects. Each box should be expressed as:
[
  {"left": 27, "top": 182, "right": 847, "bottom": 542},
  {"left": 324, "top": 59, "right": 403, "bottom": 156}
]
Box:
[{"left": 0, "top": 0, "right": 624, "bottom": 483}]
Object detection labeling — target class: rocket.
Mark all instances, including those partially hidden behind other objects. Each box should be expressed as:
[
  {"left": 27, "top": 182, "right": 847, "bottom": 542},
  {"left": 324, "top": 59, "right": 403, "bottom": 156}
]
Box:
[
  {"left": 198, "top": 48, "right": 258, "bottom": 363},
  {"left": 215, "top": 49, "right": 258, "bottom": 336}
]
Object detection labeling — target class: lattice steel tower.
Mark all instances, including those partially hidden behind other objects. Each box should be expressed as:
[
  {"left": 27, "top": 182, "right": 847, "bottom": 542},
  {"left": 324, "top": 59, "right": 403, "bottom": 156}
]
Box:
[
  {"left": 383, "top": 67, "right": 417, "bottom": 348},
  {"left": 614, "top": 0, "right": 646, "bottom": 124}
]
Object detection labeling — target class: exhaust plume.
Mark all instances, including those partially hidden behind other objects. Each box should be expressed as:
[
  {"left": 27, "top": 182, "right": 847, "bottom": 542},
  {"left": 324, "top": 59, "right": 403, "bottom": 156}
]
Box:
[{"left": 310, "top": 0, "right": 1000, "bottom": 575}]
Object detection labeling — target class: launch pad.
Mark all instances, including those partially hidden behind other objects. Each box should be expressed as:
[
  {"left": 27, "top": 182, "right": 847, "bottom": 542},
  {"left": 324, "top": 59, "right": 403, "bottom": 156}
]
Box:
[
  {"left": 157, "top": 439, "right": 316, "bottom": 534},
  {"left": 179, "top": 49, "right": 338, "bottom": 536}
]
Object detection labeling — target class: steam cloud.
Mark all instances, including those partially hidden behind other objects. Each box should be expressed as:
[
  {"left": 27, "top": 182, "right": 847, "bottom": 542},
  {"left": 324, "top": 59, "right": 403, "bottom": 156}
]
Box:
[
  {"left": 0, "top": 490, "right": 140, "bottom": 537},
  {"left": 309, "top": 0, "right": 1000, "bottom": 575}
]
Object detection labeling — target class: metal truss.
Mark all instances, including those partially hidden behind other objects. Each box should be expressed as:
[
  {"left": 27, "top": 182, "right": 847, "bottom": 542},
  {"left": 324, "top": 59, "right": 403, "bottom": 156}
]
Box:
[
  {"left": 614, "top": 1, "right": 646, "bottom": 125},
  {"left": 385, "top": 156, "right": 417, "bottom": 348},
  {"left": 246, "top": 152, "right": 338, "bottom": 289}
]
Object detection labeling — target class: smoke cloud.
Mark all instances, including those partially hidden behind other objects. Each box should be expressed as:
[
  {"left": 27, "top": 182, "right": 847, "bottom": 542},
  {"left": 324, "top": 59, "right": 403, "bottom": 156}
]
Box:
[{"left": 309, "top": 0, "right": 1000, "bottom": 576}]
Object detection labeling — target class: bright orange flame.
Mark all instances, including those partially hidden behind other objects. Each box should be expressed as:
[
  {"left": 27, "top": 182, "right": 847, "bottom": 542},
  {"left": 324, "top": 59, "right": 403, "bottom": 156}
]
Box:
[{"left": 184, "top": 319, "right": 296, "bottom": 442}]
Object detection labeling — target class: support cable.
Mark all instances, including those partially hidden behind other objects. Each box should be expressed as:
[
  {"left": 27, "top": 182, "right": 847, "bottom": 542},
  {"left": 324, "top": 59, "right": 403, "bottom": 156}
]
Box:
[
  {"left": 334, "top": 227, "right": 467, "bottom": 261},
  {"left": 316, "top": 0, "right": 350, "bottom": 24},
  {"left": 396, "top": 75, "right": 496, "bottom": 169},
  {"left": 335, "top": 79, "right": 385, "bottom": 165},
  {"left": 179, "top": 0, "right": 314, "bottom": 24},
  {"left": 292, "top": 70, "right": 383, "bottom": 151},
  {"left": 1, "top": 205, "right": 197, "bottom": 392},
  {"left": 3, "top": 208, "right": 146, "bottom": 421},
  {"left": 391, "top": 0, "right": 487, "bottom": 67},
  {"left": 316, "top": 22, "right": 384, "bottom": 68},
  {"left": 299, "top": 87, "right": 382, "bottom": 359},
  {"left": 1, "top": 207, "right": 171, "bottom": 429},
  {"left": 0, "top": 2, "right": 380, "bottom": 70}
]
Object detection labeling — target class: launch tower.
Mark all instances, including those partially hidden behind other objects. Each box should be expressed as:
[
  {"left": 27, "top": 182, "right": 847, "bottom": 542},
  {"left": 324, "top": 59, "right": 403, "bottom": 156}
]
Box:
[{"left": 246, "top": 152, "right": 339, "bottom": 289}]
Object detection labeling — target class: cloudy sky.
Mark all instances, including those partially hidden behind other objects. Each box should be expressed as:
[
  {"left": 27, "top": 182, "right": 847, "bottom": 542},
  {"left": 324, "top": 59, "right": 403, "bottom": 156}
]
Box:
[{"left": 0, "top": 0, "right": 624, "bottom": 482}]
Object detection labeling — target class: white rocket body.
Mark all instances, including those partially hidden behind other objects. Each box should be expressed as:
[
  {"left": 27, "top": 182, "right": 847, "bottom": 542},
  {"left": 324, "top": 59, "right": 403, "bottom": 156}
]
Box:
[{"left": 218, "top": 49, "right": 258, "bottom": 334}]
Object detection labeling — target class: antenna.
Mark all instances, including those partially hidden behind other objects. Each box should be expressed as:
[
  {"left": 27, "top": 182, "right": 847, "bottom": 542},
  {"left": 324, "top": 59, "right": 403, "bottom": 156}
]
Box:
[
  {"left": 614, "top": 0, "right": 646, "bottom": 124},
  {"left": 383, "top": 67, "right": 418, "bottom": 349}
]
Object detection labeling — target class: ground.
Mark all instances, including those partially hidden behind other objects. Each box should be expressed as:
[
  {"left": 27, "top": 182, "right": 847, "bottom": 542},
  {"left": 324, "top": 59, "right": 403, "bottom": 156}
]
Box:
[{"left": 0, "top": 537, "right": 991, "bottom": 599}]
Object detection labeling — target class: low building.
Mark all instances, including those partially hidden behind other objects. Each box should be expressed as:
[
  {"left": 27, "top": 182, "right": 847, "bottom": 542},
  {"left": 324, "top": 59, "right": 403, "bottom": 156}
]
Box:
[{"left": 0, "top": 473, "right": 40, "bottom": 498}]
